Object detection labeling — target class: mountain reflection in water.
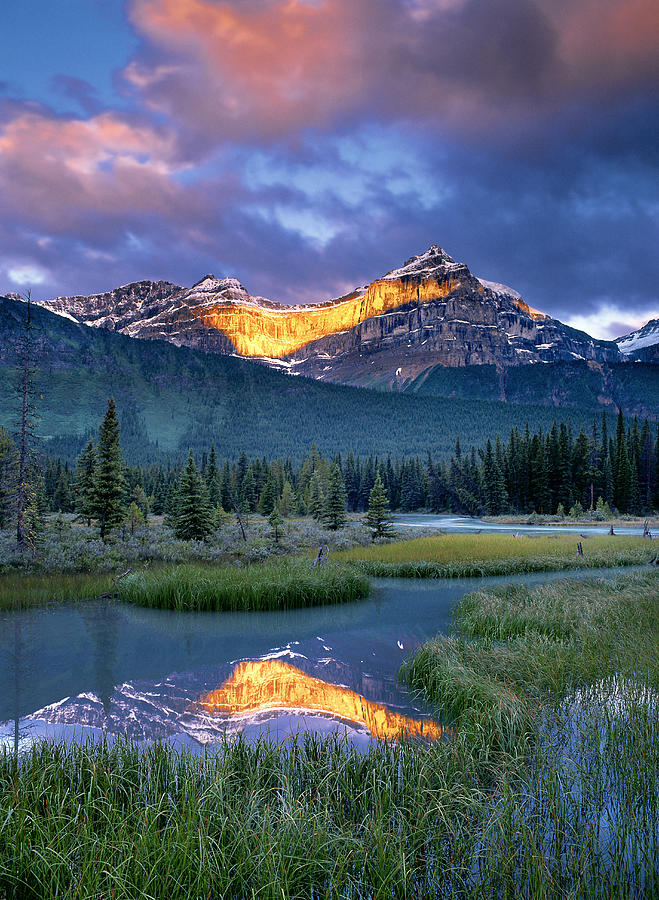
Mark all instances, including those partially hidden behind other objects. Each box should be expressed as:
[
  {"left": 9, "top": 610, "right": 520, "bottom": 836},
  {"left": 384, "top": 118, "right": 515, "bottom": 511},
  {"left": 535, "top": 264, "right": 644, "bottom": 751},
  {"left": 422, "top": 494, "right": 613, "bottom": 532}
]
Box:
[{"left": 198, "top": 659, "right": 444, "bottom": 742}]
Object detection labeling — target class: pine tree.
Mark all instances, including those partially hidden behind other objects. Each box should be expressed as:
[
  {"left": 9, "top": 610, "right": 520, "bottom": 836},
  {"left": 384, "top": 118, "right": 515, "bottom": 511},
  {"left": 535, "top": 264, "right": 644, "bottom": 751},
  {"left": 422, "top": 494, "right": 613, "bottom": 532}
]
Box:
[
  {"left": 0, "top": 426, "right": 17, "bottom": 531},
  {"left": 220, "top": 461, "right": 233, "bottom": 511},
  {"left": 638, "top": 420, "right": 654, "bottom": 513},
  {"left": 613, "top": 411, "right": 633, "bottom": 513},
  {"left": 322, "top": 462, "right": 348, "bottom": 530},
  {"left": 151, "top": 471, "right": 166, "bottom": 515},
  {"left": 126, "top": 501, "right": 145, "bottom": 536},
  {"left": 206, "top": 445, "right": 221, "bottom": 507},
  {"left": 259, "top": 474, "right": 277, "bottom": 516},
  {"left": 173, "top": 451, "right": 213, "bottom": 541},
  {"left": 268, "top": 505, "right": 284, "bottom": 543},
  {"left": 14, "top": 293, "right": 40, "bottom": 549},
  {"left": 365, "top": 473, "right": 395, "bottom": 540},
  {"left": 279, "top": 480, "right": 296, "bottom": 517},
  {"left": 571, "top": 430, "right": 591, "bottom": 509},
  {"left": 91, "top": 399, "right": 126, "bottom": 540},
  {"left": 308, "top": 471, "right": 325, "bottom": 521},
  {"left": 530, "top": 434, "right": 550, "bottom": 513},
  {"left": 240, "top": 468, "right": 257, "bottom": 513}
]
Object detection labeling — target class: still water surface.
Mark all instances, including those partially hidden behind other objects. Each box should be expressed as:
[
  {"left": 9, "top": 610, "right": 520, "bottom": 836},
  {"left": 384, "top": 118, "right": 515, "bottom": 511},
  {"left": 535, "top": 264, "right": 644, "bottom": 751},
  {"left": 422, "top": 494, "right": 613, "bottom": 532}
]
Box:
[
  {"left": 0, "top": 567, "right": 640, "bottom": 750},
  {"left": 394, "top": 513, "right": 647, "bottom": 535}
]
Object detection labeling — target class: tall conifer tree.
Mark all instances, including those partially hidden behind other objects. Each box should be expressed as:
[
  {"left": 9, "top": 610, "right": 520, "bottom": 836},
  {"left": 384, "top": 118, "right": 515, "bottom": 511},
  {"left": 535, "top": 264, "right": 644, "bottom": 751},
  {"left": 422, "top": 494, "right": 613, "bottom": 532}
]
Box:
[
  {"left": 206, "top": 445, "right": 221, "bottom": 507},
  {"left": 173, "top": 451, "right": 213, "bottom": 541},
  {"left": 74, "top": 439, "right": 96, "bottom": 527},
  {"left": 91, "top": 399, "right": 125, "bottom": 540},
  {"left": 365, "top": 473, "right": 395, "bottom": 540},
  {"left": 322, "top": 462, "right": 348, "bottom": 530}
]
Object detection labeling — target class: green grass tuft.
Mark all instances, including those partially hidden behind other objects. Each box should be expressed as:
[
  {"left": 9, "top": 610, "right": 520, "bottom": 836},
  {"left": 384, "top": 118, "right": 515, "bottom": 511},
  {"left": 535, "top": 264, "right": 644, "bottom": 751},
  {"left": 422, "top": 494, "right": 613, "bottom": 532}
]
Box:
[
  {"left": 0, "top": 571, "right": 115, "bottom": 611},
  {"left": 117, "top": 559, "right": 371, "bottom": 611}
]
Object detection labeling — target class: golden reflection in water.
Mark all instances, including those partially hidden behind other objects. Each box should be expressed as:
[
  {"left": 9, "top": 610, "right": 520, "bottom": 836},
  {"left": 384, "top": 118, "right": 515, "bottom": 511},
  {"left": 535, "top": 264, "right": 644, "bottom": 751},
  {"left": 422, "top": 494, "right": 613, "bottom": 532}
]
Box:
[{"left": 197, "top": 660, "right": 446, "bottom": 742}]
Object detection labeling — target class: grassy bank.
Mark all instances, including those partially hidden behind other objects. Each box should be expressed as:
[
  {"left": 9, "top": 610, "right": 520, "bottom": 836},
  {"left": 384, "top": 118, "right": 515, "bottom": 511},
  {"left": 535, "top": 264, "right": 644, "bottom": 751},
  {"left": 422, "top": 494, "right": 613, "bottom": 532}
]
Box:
[
  {"left": 403, "top": 569, "right": 658, "bottom": 753},
  {"left": 117, "top": 559, "right": 370, "bottom": 611},
  {"left": 337, "top": 532, "right": 654, "bottom": 577},
  {"left": 401, "top": 569, "right": 659, "bottom": 893},
  {"left": 0, "top": 571, "right": 116, "bottom": 611},
  {"left": 1, "top": 570, "right": 656, "bottom": 897}
]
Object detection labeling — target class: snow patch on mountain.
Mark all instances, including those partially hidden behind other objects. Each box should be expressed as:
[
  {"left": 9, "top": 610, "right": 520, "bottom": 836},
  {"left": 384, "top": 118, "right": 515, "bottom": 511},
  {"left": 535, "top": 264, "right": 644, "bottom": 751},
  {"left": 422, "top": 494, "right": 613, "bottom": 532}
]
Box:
[
  {"left": 616, "top": 319, "right": 659, "bottom": 354},
  {"left": 477, "top": 278, "right": 523, "bottom": 301},
  {"left": 383, "top": 245, "right": 460, "bottom": 280}
]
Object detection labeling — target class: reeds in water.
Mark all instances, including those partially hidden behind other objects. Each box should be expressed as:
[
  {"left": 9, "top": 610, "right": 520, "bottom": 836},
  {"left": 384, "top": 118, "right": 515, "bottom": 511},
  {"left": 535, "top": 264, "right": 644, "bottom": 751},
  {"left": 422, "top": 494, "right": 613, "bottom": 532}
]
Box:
[
  {"left": 0, "top": 571, "right": 115, "bottom": 610},
  {"left": 1, "top": 570, "right": 657, "bottom": 896},
  {"left": 117, "top": 559, "right": 371, "bottom": 611}
]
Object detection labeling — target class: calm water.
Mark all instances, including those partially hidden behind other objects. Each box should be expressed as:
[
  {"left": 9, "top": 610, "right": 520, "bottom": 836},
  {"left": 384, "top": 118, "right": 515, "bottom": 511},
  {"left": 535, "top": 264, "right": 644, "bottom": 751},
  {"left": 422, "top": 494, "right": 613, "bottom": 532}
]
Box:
[
  {"left": 394, "top": 513, "right": 647, "bottom": 536},
  {"left": 0, "top": 567, "right": 642, "bottom": 751}
]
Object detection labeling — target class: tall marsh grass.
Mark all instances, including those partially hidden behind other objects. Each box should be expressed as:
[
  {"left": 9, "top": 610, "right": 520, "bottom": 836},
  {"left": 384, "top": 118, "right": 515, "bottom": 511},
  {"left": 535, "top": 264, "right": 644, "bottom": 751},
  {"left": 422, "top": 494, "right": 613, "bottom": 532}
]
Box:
[
  {"left": 337, "top": 532, "right": 653, "bottom": 577},
  {"left": 0, "top": 735, "right": 491, "bottom": 899},
  {"left": 0, "top": 571, "right": 115, "bottom": 611},
  {"left": 117, "top": 559, "right": 371, "bottom": 611},
  {"left": 1, "top": 570, "right": 657, "bottom": 896}
]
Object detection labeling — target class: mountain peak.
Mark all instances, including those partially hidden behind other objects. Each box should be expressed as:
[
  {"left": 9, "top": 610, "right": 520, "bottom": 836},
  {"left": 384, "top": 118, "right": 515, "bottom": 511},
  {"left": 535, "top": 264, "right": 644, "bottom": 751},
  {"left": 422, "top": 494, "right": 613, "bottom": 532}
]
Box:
[
  {"left": 383, "top": 245, "right": 458, "bottom": 280},
  {"left": 616, "top": 318, "right": 659, "bottom": 359}
]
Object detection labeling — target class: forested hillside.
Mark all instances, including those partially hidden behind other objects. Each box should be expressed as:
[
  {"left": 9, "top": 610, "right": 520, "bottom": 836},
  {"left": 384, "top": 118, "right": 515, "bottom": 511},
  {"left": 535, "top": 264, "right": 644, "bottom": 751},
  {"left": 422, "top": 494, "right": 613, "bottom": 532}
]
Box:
[
  {"left": 405, "top": 361, "right": 658, "bottom": 419},
  {"left": 0, "top": 297, "right": 647, "bottom": 464},
  {"left": 35, "top": 409, "right": 658, "bottom": 522}
]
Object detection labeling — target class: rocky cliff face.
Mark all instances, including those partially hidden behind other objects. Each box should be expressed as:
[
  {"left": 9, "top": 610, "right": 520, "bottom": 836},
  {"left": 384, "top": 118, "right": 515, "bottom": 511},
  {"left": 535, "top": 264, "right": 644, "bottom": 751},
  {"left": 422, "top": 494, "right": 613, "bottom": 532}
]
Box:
[
  {"left": 36, "top": 245, "right": 623, "bottom": 381},
  {"left": 616, "top": 319, "right": 659, "bottom": 363}
]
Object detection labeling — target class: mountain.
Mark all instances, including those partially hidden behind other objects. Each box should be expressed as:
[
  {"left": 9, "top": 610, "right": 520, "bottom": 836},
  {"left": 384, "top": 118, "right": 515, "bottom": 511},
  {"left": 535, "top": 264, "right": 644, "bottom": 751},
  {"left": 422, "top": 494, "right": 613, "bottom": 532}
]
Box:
[
  {"left": 36, "top": 246, "right": 623, "bottom": 388},
  {"left": 0, "top": 296, "right": 630, "bottom": 464},
  {"left": 616, "top": 319, "right": 659, "bottom": 363}
]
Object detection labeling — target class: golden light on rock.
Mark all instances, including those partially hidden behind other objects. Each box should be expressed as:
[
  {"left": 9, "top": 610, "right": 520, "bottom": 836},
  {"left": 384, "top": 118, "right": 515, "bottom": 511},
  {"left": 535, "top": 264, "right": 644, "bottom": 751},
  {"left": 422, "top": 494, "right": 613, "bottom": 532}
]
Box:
[
  {"left": 194, "top": 276, "right": 463, "bottom": 358},
  {"left": 197, "top": 659, "right": 446, "bottom": 742}
]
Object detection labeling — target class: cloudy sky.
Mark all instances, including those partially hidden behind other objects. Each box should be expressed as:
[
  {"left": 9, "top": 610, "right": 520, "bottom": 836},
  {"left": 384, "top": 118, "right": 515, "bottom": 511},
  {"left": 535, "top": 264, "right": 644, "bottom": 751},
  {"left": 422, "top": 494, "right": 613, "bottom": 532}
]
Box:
[{"left": 1, "top": 0, "right": 657, "bottom": 338}]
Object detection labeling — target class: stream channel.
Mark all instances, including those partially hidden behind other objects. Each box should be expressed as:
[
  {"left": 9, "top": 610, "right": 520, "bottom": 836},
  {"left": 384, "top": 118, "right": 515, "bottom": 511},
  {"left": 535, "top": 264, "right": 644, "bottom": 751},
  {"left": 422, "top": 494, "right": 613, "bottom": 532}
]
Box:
[{"left": 0, "top": 563, "right": 644, "bottom": 753}]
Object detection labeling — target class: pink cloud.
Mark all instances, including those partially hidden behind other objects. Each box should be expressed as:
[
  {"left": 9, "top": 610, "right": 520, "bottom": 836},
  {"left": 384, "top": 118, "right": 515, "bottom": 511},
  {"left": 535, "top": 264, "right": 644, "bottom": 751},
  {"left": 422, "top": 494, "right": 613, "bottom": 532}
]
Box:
[
  {"left": 0, "top": 110, "right": 192, "bottom": 235},
  {"left": 121, "top": 0, "right": 659, "bottom": 141},
  {"left": 125, "top": 0, "right": 372, "bottom": 139}
]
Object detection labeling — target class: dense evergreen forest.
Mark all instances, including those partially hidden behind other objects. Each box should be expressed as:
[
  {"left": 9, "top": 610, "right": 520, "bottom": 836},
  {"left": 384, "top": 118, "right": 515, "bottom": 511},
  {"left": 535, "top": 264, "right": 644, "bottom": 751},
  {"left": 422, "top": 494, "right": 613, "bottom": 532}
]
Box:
[
  {"left": 14, "top": 409, "right": 656, "bottom": 526},
  {"left": 1, "top": 296, "right": 655, "bottom": 464}
]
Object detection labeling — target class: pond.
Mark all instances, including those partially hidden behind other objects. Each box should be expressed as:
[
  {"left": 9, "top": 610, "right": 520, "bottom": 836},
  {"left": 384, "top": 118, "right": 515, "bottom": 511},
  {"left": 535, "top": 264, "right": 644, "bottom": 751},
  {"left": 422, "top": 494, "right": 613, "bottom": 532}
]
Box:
[
  {"left": 394, "top": 513, "right": 648, "bottom": 536},
  {"left": 0, "top": 567, "right": 643, "bottom": 752}
]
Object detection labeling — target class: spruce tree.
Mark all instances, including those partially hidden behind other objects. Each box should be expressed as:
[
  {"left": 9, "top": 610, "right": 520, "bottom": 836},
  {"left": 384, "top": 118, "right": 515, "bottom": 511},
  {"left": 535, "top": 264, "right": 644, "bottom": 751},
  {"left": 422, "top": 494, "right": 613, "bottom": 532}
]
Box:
[
  {"left": 74, "top": 439, "right": 96, "bottom": 527},
  {"left": 365, "top": 473, "right": 395, "bottom": 540},
  {"left": 259, "top": 474, "right": 277, "bottom": 516},
  {"left": 91, "top": 399, "right": 126, "bottom": 541},
  {"left": 322, "top": 463, "right": 348, "bottom": 530},
  {"left": 613, "top": 410, "right": 633, "bottom": 513},
  {"left": 173, "top": 451, "right": 213, "bottom": 541},
  {"left": 279, "top": 480, "right": 296, "bottom": 517},
  {"left": 206, "top": 445, "right": 221, "bottom": 507},
  {"left": 0, "top": 426, "right": 17, "bottom": 531},
  {"left": 638, "top": 420, "right": 653, "bottom": 513},
  {"left": 268, "top": 504, "right": 284, "bottom": 543},
  {"left": 240, "top": 468, "right": 257, "bottom": 513},
  {"left": 308, "top": 471, "right": 325, "bottom": 521}
]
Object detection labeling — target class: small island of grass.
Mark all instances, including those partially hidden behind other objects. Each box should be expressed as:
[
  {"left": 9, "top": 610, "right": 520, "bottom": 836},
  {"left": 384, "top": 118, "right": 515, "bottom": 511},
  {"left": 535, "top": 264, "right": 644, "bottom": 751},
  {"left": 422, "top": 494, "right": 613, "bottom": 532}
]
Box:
[{"left": 116, "top": 559, "right": 370, "bottom": 612}]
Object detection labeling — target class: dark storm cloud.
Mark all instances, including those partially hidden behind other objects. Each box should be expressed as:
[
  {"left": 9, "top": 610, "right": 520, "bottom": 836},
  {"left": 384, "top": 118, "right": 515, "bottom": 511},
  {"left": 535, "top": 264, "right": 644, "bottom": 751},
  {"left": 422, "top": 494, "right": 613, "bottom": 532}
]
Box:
[{"left": 0, "top": 0, "right": 657, "bottom": 337}]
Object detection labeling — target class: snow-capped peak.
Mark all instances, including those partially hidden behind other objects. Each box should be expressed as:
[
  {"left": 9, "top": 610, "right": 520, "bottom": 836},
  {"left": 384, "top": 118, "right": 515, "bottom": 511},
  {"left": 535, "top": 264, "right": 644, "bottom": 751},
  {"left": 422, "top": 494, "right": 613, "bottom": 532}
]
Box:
[
  {"left": 191, "top": 275, "right": 245, "bottom": 293},
  {"left": 383, "top": 245, "right": 458, "bottom": 280},
  {"left": 616, "top": 318, "right": 659, "bottom": 355}
]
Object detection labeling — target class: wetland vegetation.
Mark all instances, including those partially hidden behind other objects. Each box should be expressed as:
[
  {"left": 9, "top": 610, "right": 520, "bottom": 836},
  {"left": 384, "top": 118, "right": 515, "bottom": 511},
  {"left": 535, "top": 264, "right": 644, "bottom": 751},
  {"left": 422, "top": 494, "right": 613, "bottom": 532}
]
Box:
[
  {"left": 338, "top": 532, "right": 655, "bottom": 578},
  {"left": 1, "top": 568, "right": 656, "bottom": 898},
  {"left": 117, "top": 559, "right": 370, "bottom": 612}
]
